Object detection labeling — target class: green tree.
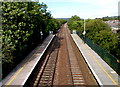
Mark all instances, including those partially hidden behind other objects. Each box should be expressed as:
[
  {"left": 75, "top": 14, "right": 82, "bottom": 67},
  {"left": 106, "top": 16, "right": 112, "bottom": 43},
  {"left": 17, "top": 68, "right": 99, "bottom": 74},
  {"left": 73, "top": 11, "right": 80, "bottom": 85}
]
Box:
[
  {"left": 2, "top": 2, "right": 66, "bottom": 78},
  {"left": 67, "top": 15, "right": 81, "bottom": 31},
  {"left": 67, "top": 16, "right": 120, "bottom": 59}
]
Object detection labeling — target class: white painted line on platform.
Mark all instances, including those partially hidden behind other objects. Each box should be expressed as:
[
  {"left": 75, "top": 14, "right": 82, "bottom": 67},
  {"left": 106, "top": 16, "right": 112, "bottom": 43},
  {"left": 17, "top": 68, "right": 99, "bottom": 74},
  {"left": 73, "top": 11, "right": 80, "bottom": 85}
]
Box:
[
  {"left": 5, "top": 35, "right": 55, "bottom": 86},
  {"left": 71, "top": 34, "right": 120, "bottom": 87},
  {"left": 22, "top": 35, "right": 55, "bottom": 85}
]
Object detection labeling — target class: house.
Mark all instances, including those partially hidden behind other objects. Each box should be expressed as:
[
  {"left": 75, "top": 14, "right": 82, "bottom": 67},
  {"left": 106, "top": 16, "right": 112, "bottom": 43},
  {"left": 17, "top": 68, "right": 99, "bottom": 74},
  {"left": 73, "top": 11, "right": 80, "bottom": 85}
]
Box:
[{"left": 111, "top": 27, "right": 120, "bottom": 33}]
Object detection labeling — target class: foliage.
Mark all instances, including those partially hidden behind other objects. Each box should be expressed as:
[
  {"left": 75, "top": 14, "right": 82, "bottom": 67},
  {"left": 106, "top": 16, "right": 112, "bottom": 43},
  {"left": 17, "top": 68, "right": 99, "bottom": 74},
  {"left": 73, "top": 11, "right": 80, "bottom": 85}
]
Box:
[
  {"left": 85, "top": 19, "right": 120, "bottom": 58},
  {"left": 1, "top": 2, "right": 66, "bottom": 78},
  {"left": 67, "top": 15, "right": 81, "bottom": 31},
  {"left": 67, "top": 15, "right": 120, "bottom": 59},
  {"left": 102, "top": 16, "right": 118, "bottom": 21},
  {"left": 45, "top": 18, "right": 66, "bottom": 33}
]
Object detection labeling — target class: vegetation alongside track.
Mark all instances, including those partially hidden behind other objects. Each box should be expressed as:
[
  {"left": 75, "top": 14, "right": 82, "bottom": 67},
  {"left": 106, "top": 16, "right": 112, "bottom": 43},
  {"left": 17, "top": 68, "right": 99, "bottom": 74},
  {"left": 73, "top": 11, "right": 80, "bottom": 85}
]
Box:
[
  {"left": 2, "top": 1, "right": 119, "bottom": 79},
  {"left": 67, "top": 15, "right": 120, "bottom": 60},
  {"left": 1, "top": 2, "right": 66, "bottom": 78}
]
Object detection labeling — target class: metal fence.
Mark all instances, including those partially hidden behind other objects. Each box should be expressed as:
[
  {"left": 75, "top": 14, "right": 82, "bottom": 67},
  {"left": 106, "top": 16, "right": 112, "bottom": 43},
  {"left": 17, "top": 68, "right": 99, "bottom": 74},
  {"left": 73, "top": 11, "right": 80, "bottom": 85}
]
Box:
[{"left": 77, "top": 32, "right": 120, "bottom": 75}]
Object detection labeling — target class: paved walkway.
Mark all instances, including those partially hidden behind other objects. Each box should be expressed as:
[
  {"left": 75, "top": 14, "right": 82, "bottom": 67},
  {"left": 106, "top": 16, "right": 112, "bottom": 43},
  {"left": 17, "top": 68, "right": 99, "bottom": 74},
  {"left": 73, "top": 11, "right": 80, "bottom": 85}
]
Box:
[
  {"left": 2, "top": 35, "right": 55, "bottom": 86},
  {"left": 71, "top": 34, "right": 120, "bottom": 87}
]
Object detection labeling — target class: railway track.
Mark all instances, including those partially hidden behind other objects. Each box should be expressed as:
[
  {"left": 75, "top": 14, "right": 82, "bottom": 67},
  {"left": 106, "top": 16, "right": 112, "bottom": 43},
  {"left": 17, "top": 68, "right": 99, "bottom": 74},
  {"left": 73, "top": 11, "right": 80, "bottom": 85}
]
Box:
[
  {"left": 33, "top": 33, "right": 61, "bottom": 86},
  {"left": 25, "top": 24, "right": 98, "bottom": 87},
  {"left": 64, "top": 24, "right": 86, "bottom": 86},
  {"left": 53, "top": 24, "right": 98, "bottom": 86}
]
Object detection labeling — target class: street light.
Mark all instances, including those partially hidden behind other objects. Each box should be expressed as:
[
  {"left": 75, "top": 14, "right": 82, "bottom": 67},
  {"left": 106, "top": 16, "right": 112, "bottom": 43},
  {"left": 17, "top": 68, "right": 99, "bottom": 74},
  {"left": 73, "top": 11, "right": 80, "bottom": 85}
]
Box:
[
  {"left": 82, "top": 19, "right": 86, "bottom": 43},
  {"left": 83, "top": 19, "right": 86, "bottom": 35}
]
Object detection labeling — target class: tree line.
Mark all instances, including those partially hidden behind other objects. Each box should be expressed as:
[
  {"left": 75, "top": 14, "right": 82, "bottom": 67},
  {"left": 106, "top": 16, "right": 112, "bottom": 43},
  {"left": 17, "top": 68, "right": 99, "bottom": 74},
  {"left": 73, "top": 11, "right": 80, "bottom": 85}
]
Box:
[
  {"left": 102, "top": 16, "right": 118, "bottom": 21},
  {"left": 67, "top": 15, "right": 120, "bottom": 60},
  {"left": 1, "top": 2, "right": 66, "bottom": 78}
]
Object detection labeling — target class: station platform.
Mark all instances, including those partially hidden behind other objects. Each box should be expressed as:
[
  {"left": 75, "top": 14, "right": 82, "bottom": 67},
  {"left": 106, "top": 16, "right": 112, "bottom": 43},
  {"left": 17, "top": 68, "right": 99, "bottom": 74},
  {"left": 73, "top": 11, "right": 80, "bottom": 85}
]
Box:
[
  {"left": 71, "top": 34, "right": 120, "bottom": 87},
  {"left": 2, "top": 35, "right": 55, "bottom": 86}
]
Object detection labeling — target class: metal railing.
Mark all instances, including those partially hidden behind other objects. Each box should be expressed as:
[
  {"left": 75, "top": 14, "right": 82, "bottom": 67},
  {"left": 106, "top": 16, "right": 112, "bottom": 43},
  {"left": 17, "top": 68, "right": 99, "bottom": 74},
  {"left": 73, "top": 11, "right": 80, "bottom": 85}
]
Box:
[{"left": 77, "top": 32, "right": 120, "bottom": 75}]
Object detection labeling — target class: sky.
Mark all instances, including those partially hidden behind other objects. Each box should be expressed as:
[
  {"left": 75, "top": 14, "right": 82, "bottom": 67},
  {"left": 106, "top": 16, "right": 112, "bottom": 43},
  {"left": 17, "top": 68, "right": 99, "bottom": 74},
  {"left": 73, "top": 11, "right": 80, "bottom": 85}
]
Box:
[{"left": 39, "top": 0, "right": 120, "bottom": 19}]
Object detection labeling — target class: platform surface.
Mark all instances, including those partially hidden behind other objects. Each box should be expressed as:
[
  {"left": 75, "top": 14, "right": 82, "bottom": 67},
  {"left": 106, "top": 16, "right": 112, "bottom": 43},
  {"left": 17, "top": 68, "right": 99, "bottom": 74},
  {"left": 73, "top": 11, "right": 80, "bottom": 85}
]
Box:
[
  {"left": 71, "top": 34, "right": 120, "bottom": 87},
  {"left": 2, "top": 35, "right": 55, "bottom": 86}
]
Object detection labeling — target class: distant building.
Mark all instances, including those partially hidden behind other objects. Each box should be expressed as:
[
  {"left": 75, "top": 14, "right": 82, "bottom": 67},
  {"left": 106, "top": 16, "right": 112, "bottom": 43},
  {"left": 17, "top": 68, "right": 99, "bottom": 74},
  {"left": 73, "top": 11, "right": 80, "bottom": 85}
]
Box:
[
  {"left": 104, "top": 20, "right": 120, "bottom": 33},
  {"left": 111, "top": 27, "right": 120, "bottom": 33}
]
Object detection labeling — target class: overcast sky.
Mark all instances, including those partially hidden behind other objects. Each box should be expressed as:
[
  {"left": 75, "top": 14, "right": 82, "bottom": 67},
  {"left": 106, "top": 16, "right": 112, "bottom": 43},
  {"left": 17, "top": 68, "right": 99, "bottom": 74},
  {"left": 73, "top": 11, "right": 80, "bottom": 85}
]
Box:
[{"left": 40, "top": 0, "right": 119, "bottom": 19}]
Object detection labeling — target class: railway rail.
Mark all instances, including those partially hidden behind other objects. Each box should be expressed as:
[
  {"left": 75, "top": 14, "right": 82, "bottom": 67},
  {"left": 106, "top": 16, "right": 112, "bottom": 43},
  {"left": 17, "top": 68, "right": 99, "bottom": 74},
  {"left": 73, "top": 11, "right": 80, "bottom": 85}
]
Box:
[
  {"left": 64, "top": 25, "right": 86, "bottom": 85},
  {"left": 3, "top": 23, "right": 119, "bottom": 87},
  {"left": 25, "top": 24, "right": 98, "bottom": 87},
  {"left": 34, "top": 31, "right": 60, "bottom": 86},
  {"left": 24, "top": 26, "right": 62, "bottom": 87}
]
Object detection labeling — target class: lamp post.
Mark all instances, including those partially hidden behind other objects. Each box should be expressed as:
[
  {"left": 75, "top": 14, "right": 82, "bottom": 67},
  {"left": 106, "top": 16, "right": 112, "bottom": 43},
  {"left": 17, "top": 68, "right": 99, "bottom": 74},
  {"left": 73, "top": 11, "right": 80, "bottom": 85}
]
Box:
[
  {"left": 40, "top": 31, "right": 43, "bottom": 40},
  {"left": 82, "top": 19, "right": 86, "bottom": 43}
]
